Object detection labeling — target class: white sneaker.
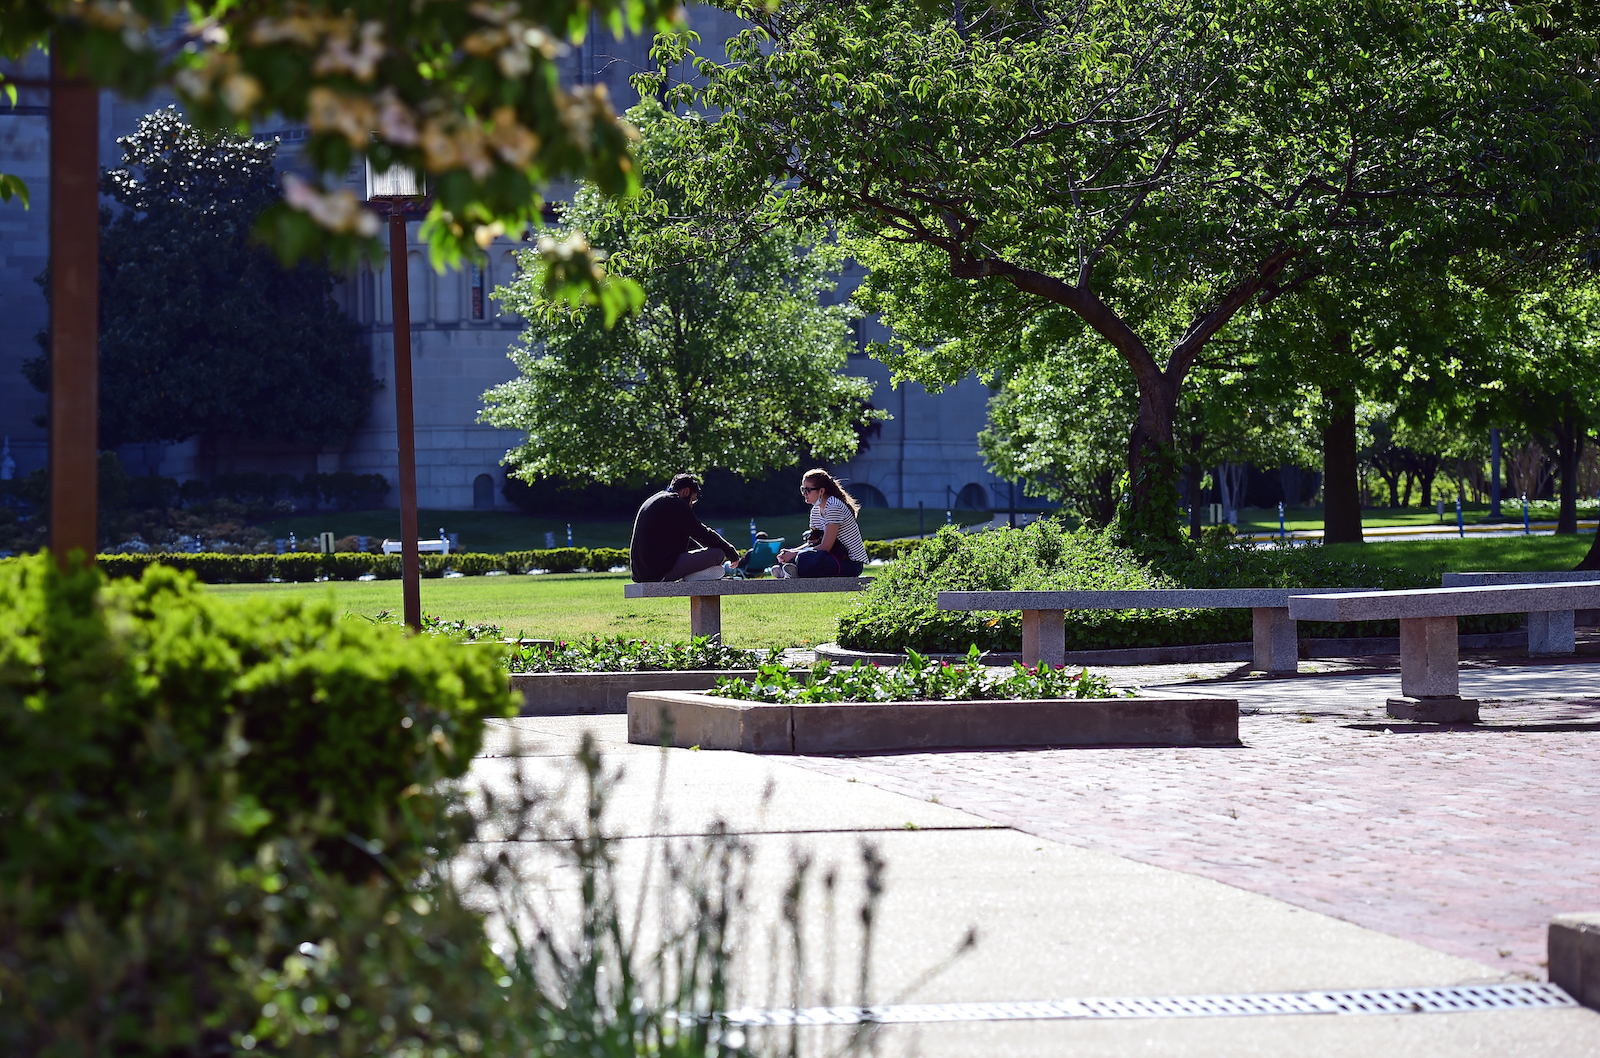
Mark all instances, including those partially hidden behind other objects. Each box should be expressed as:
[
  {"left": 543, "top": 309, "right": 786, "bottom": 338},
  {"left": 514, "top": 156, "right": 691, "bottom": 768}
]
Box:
[
  {"left": 781, "top": 563, "right": 799, "bottom": 579},
  {"left": 768, "top": 564, "right": 787, "bottom": 579},
  {"left": 682, "top": 564, "right": 726, "bottom": 582}
]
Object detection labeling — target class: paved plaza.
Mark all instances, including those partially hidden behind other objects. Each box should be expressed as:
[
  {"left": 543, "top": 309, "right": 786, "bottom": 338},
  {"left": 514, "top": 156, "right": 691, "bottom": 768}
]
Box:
[
  {"left": 793, "top": 658, "right": 1600, "bottom": 979},
  {"left": 475, "top": 654, "right": 1600, "bottom": 1054}
]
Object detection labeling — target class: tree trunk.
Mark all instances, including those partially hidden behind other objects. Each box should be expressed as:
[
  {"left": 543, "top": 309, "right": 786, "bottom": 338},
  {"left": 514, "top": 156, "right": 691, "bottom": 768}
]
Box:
[
  {"left": 1321, "top": 378, "right": 1363, "bottom": 544},
  {"left": 1400, "top": 472, "right": 1413, "bottom": 508},
  {"left": 1579, "top": 527, "right": 1600, "bottom": 569},
  {"left": 1418, "top": 458, "right": 1438, "bottom": 509},
  {"left": 1121, "top": 374, "right": 1182, "bottom": 542}
]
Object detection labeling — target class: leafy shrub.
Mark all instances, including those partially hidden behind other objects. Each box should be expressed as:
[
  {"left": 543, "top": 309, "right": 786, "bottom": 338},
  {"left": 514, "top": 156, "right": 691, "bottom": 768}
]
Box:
[
  {"left": 505, "top": 547, "right": 589, "bottom": 573},
  {"left": 364, "top": 609, "right": 506, "bottom": 641},
  {"left": 714, "top": 645, "right": 1114, "bottom": 702},
  {"left": 303, "top": 470, "right": 392, "bottom": 510},
  {"left": 1, "top": 555, "right": 513, "bottom": 891},
  {"left": 839, "top": 522, "right": 1176, "bottom": 653},
  {"left": 507, "top": 635, "right": 760, "bottom": 672},
  {"left": 863, "top": 538, "right": 924, "bottom": 561},
  {"left": 446, "top": 551, "right": 505, "bottom": 575},
  {"left": 837, "top": 522, "right": 1517, "bottom": 654},
  {"left": 0, "top": 555, "right": 914, "bottom": 1057},
  {"left": 321, "top": 551, "right": 378, "bottom": 580},
  {"left": 589, "top": 546, "right": 631, "bottom": 570},
  {"left": 272, "top": 552, "right": 325, "bottom": 582}
]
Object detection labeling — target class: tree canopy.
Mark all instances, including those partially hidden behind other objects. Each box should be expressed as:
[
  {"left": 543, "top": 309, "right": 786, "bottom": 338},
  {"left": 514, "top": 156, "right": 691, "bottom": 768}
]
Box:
[
  {"left": 658, "top": 0, "right": 1600, "bottom": 537},
  {"left": 480, "top": 102, "right": 885, "bottom": 485},
  {"left": 24, "top": 108, "right": 375, "bottom": 450},
  {"left": 3, "top": 0, "right": 680, "bottom": 311}
]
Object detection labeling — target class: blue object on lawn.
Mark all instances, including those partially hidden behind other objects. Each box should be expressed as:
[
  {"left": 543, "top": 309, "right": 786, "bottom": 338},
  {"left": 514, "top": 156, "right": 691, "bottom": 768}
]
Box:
[
  {"left": 1278, "top": 501, "right": 1285, "bottom": 540},
  {"left": 1523, "top": 495, "right": 1530, "bottom": 535},
  {"left": 566, "top": 523, "right": 572, "bottom": 547},
  {"left": 1456, "top": 497, "right": 1463, "bottom": 538}
]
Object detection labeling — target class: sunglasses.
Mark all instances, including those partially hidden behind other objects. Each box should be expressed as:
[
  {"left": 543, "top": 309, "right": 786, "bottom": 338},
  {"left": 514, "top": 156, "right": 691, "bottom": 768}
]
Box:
[{"left": 801, "top": 484, "right": 821, "bottom": 494}]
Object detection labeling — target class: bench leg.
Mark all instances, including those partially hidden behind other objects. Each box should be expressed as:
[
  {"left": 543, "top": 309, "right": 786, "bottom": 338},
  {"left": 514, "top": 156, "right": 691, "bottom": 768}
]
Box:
[
  {"left": 1528, "top": 610, "right": 1576, "bottom": 656},
  {"left": 1389, "top": 615, "right": 1477, "bottom": 722},
  {"left": 1251, "top": 607, "right": 1297, "bottom": 674},
  {"left": 688, "top": 596, "right": 721, "bottom": 641},
  {"left": 1021, "top": 609, "right": 1065, "bottom": 668}
]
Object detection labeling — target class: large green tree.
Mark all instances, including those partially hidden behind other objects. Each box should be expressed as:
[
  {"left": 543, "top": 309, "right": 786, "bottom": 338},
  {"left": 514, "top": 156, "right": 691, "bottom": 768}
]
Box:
[
  {"left": 25, "top": 109, "right": 375, "bottom": 450},
  {"left": 658, "top": 0, "right": 1600, "bottom": 538},
  {"left": 481, "top": 103, "right": 884, "bottom": 484},
  {"left": 1467, "top": 281, "right": 1600, "bottom": 547}
]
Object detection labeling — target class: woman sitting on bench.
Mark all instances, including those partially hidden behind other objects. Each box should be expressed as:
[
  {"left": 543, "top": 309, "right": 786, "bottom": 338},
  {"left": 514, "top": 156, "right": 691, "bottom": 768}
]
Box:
[{"left": 774, "top": 469, "right": 867, "bottom": 579}]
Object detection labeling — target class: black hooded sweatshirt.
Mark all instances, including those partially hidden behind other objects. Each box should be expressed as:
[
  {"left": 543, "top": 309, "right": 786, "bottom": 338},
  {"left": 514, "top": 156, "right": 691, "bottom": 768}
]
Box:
[{"left": 628, "top": 490, "right": 740, "bottom": 582}]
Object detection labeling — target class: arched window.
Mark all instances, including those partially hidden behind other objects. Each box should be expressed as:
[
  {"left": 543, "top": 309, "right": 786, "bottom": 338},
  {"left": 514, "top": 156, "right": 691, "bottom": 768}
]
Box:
[
  {"left": 473, "top": 473, "right": 495, "bottom": 510},
  {"left": 849, "top": 482, "right": 889, "bottom": 509},
  {"left": 469, "top": 261, "right": 486, "bottom": 320},
  {"left": 954, "top": 483, "right": 990, "bottom": 510}
]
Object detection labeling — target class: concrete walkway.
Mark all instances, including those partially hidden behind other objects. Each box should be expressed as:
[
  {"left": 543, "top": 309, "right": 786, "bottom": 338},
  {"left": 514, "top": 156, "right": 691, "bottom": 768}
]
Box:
[{"left": 472, "top": 662, "right": 1600, "bottom": 1055}]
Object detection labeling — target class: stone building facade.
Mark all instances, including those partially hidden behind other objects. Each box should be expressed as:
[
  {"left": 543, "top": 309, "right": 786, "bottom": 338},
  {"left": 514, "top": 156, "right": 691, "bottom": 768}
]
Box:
[{"left": 0, "top": 10, "right": 1011, "bottom": 512}]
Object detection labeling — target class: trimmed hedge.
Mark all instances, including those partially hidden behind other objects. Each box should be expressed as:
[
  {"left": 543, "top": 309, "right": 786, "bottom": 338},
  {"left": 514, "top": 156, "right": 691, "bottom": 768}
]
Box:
[
  {"left": 90, "top": 547, "right": 620, "bottom": 583},
  {"left": 589, "top": 546, "right": 631, "bottom": 570},
  {"left": 81, "top": 538, "right": 919, "bottom": 584}
]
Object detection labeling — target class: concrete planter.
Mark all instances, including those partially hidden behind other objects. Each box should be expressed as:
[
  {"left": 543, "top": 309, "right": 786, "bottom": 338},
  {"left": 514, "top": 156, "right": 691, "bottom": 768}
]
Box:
[
  {"left": 511, "top": 670, "right": 758, "bottom": 716},
  {"left": 511, "top": 669, "right": 810, "bottom": 716},
  {"left": 627, "top": 689, "right": 1239, "bottom": 754}
]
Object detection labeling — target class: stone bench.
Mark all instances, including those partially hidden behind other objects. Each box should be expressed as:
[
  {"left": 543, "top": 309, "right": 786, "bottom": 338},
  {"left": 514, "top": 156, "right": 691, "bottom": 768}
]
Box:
[
  {"left": 1288, "top": 582, "right": 1600, "bottom": 722},
  {"left": 935, "top": 589, "right": 1351, "bottom": 674},
  {"left": 1440, "top": 570, "right": 1600, "bottom": 656},
  {"left": 622, "top": 576, "right": 872, "bottom": 640}
]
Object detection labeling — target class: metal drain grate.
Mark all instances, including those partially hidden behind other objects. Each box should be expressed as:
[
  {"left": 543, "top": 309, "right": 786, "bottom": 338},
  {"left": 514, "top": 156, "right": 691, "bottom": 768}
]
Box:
[{"left": 720, "top": 983, "right": 1575, "bottom": 1027}]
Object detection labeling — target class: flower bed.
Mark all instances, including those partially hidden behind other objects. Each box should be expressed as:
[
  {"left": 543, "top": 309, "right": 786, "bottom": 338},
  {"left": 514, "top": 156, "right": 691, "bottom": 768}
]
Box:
[
  {"left": 711, "top": 646, "right": 1113, "bottom": 703},
  {"left": 505, "top": 635, "right": 778, "bottom": 716},
  {"left": 506, "top": 635, "right": 760, "bottom": 673}
]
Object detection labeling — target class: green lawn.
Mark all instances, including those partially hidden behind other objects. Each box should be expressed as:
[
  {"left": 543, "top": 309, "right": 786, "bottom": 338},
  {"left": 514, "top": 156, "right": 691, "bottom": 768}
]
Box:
[
  {"left": 255, "top": 507, "right": 993, "bottom": 553},
  {"left": 205, "top": 572, "right": 860, "bottom": 648},
  {"left": 203, "top": 533, "right": 1593, "bottom": 645},
  {"left": 1321, "top": 534, "right": 1595, "bottom": 579},
  {"left": 1236, "top": 502, "right": 1505, "bottom": 533},
  {"left": 1236, "top": 501, "right": 1600, "bottom": 533}
]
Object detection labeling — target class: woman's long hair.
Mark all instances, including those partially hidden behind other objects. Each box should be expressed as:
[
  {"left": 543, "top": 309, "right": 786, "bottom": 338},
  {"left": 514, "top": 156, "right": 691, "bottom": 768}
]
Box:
[{"left": 802, "top": 468, "right": 860, "bottom": 516}]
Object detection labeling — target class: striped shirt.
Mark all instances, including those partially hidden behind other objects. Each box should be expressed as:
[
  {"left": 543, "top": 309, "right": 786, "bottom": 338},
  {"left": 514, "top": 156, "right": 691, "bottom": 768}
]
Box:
[{"left": 810, "top": 495, "right": 867, "bottom": 563}]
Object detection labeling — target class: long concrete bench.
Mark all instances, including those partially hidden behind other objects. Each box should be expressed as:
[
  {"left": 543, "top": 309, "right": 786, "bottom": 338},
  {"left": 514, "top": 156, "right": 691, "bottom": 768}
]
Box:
[
  {"left": 935, "top": 589, "right": 1352, "bottom": 674},
  {"left": 1289, "top": 582, "right": 1600, "bottom": 722},
  {"left": 1440, "top": 570, "right": 1600, "bottom": 656},
  {"left": 622, "top": 576, "right": 872, "bottom": 640}
]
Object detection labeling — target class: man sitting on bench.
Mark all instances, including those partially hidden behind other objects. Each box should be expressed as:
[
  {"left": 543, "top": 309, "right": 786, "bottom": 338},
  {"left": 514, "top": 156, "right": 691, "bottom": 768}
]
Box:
[{"left": 629, "top": 472, "right": 741, "bottom": 583}]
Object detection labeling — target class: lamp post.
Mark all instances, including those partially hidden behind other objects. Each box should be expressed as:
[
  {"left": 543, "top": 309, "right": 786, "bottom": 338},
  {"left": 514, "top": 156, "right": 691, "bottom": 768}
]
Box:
[
  {"left": 366, "top": 161, "right": 427, "bottom": 629},
  {"left": 48, "top": 48, "right": 100, "bottom": 568}
]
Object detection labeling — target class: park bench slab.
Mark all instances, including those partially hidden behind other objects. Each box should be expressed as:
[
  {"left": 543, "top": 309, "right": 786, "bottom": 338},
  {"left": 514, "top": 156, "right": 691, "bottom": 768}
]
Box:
[
  {"left": 1289, "top": 582, "right": 1600, "bottom": 722},
  {"left": 623, "top": 576, "right": 872, "bottom": 639},
  {"left": 936, "top": 588, "right": 1351, "bottom": 675},
  {"left": 628, "top": 689, "right": 1239, "bottom": 754},
  {"left": 1287, "top": 582, "right": 1600, "bottom": 621},
  {"left": 1440, "top": 571, "right": 1600, "bottom": 656}
]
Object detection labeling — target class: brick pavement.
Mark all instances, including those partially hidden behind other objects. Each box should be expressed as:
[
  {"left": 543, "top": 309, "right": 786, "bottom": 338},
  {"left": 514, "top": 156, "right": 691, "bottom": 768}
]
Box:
[{"left": 788, "top": 662, "right": 1600, "bottom": 980}]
